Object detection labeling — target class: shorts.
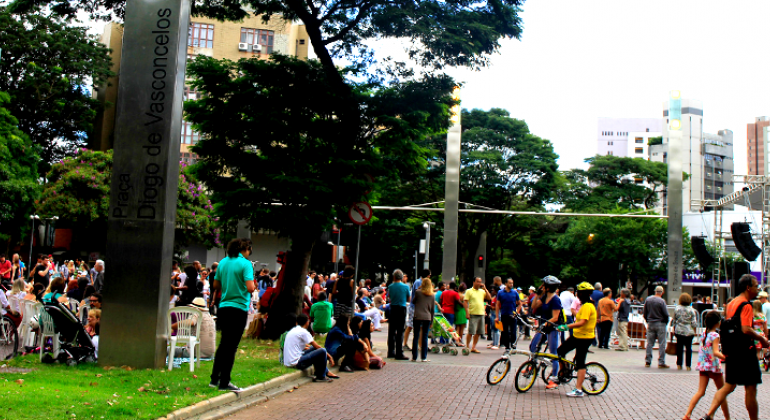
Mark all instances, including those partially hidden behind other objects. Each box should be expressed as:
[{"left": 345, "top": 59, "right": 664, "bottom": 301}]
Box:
[
  {"left": 725, "top": 352, "right": 762, "bottom": 386},
  {"left": 467, "top": 315, "right": 485, "bottom": 335},
  {"left": 444, "top": 313, "right": 456, "bottom": 326},
  {"left": 557, "top": 336, "right": 592, "bottom": 370},
  {"left": 406, "top": 305, "right": 415, "bottom": 328}
]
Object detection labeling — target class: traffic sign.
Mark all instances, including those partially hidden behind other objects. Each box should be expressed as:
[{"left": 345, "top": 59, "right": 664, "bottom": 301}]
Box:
[{"left": 348, "top": 202, "right": 373, "bottom": 225}]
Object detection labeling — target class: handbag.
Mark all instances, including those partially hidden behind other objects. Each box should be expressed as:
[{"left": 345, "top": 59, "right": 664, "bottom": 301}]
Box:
[{"left": 665, "top": 337, "right": 677, "bottom": 355}]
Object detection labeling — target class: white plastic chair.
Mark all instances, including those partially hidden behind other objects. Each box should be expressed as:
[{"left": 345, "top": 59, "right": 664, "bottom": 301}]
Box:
[
  {"left": 38, "top": 308, "right": 60, "bottom": 362},
  {"left": 167, "top": 307, "right": 202, "bottom": 372},
  {"left": 20, "top": 300, "right": 40, "bottom": 348}
]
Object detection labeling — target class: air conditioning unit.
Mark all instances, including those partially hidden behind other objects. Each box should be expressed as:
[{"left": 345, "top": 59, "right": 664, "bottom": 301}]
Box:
[
  {"left": 252, "top": 44, "right": 262, "bottom": 53},
  {"left": 238, "top": 42, "right": 249, "bottom": 51}
]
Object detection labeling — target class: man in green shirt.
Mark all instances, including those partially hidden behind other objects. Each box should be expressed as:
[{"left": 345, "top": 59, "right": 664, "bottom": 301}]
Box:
[
  {"left": 210, "top": 238, "right": 255, "bottom": 393},
  {"left": 310, "top": 292, "right": 334, "bottom": 334}
]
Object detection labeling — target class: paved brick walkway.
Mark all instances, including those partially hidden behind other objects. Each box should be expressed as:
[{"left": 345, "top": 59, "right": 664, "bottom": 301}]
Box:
[{"left": 226, "top": 329, "right": 769, "bottom": 420}]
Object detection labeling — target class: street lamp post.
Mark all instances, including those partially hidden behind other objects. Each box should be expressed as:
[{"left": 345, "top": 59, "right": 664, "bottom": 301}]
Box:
[
  {"left": 422, "top": 222, "right": 435, "bottom": 270},
  {"left": 28, "top": 215, "right": 39, "bottom": 266},
  {"left": 28, "top": 215, "right": 58, "bottom": 266}
]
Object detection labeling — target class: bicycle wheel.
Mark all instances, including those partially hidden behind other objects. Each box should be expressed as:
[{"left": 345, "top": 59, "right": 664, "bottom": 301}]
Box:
[
  {"left": 514, "top": 361, "right": 538, "bottom": 393},
  {"left": 486, "top": 358, "right": 511, "bottom": 385},
  {"left": 582, "top": 362, "right": 610, "bottom": 395},
  {"left": 0, "top": 316, "right": 18, "bottom": 360}
]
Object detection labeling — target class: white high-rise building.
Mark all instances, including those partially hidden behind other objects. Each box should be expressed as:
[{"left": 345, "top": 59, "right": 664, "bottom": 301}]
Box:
[
  {"left": 649, "top": 99, "right": 735, "bottom": 212},
  {"left": 597, "top": 118, "right": 663, "bottom": 157}
]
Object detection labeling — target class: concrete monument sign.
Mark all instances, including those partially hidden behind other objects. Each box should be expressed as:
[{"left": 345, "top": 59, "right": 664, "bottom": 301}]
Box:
[
  {"left": 666, "top": 90, "right": 683, "bottom": 305},
  {"left": 100, "top": 0, "right": 191, "bottom": 368}
]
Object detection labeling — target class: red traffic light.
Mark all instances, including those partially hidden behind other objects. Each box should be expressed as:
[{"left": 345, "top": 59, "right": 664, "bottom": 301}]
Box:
[{"left": 477, "top": 255, "right": 484, "bottom": 268}]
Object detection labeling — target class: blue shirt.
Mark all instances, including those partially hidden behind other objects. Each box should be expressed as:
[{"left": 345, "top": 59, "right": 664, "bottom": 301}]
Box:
[
  {"left": 215, "top": 253, "right": 254, "bottom": 312},
  {"left": 538, "top": 294, "right": 563, "bottom": 320},
  {"left": 410, "top": 278, "right": 423, "bottom": 307},
  {"left": 591, "top": 290, "right": 604, "bottom": 308},
  {"left": 434, "top": 290, "right": 443, "bottom": 314},
  {"left": 388, "top": 282, "right": 409, "bottom": 307},
  {"left": 325, "top": 325, "right": 355, "bottom": 356},
  {"left": 497, "top": 289, "right": 520, "bottom": 316}
]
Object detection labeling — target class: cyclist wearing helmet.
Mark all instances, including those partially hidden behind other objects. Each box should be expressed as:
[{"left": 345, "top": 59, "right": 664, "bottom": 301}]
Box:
[
  {"left": 530, "top": 275, "right": 563, "bottom": 390},
  {"left": 556, "top": 282, "right": 598, "bottom": 397}
]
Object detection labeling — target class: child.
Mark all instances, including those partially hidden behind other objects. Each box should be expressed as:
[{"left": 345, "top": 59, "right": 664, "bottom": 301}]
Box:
[
  {"left": 682, "top": 311, "right": 729, "bottom": 420},
  {"left": 752, "top": 300, "right": 767, "bottom": 366}
]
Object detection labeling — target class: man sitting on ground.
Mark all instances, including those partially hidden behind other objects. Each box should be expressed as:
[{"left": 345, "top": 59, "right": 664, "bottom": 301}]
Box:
[
  {"left": 283, "top": 314, "right": 338, "bottom": 382},
  {"left": 310, "top": 292, "right": 334, "bottom": 334}
]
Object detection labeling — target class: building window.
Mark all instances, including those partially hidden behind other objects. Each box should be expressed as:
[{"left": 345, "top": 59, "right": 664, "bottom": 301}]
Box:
[
  {"left": 240, "top": 28, "right": 274, "bottom": 53},
  {"left": 635, "top": 147, "right": 643, "bottom": 154},
  {"left": 635, "top": 137, "right": 643, "bottom": 144},
  {"left": 189, "top": 23, "right": 214, "bottom": 48},
  {"left": 181, "top": 121, "right": 200, "bottom": 145}
]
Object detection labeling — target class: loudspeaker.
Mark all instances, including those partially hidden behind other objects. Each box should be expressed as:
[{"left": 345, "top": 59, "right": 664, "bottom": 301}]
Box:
[
  {"left": 691, "top": 236, "right": 715, "bottom": 268},
  {"left": 731, "top": 222, "right": 762, "bottom": 262},
  {"left": 732, "top": 261, "right": 751, "bottom": 297}
]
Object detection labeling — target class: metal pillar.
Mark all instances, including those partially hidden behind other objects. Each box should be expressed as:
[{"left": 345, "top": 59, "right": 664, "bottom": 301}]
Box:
[
  {"left": 441, "top": 88, "right": 462, "bottom": 284},
  {"left": 101, "top": 0, "right": 190, "bottom": 368},
  {"left": 711, "top": 207, "right": 723, "bottom": 304},
  {"left": 423, "top": 222, "right": 434, "bottom": 270},
  {"left": 763, "top": 179, "right": 770, "bottom": 288},
  {"left": 666, "top": 91, "right": 684, "bottom": 305}
]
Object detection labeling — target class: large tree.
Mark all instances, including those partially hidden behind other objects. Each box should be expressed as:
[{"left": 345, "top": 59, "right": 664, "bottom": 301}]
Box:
[
  {"left": 0, "top": 8, "right": 114, "bottom": 171},
  {"left": 0, "top": 91, "right": 40, "bottom": 252},
  {"left": 36, "top": 149, "right": 221, "bottom": 256},
  {"left": 185, "top": 55, "right": 454, "bottom": 337}
]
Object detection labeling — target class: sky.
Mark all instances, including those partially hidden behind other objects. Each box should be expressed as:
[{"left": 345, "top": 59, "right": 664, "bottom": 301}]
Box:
[
  {"left": 86, "top": 0, "right": 770, "bottom": 174},
  {"left": 438, "top": 0, "right": 770, "bottom": 173}
]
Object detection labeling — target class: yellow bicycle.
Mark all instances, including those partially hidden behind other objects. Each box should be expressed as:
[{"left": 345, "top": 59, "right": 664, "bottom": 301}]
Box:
[{"left": 486, "top": 314, "right": 610, "bottom": 395}]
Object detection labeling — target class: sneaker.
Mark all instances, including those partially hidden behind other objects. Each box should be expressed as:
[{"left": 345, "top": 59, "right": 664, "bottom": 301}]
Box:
[
  {"left": 545, "top": 381, "right": 558, "bottom": 390},
  {"left": 659, "top": 364, "right": 670, "bottom": 369},
  {"left": 208, "top": 381, "right": 218, "bottom": 388},
  {"left": 548, "top": 376, "right": 559, "bottom": 383},
  {"left": 566, "top": 388, "right": 584, "bottom": 398},
  {"left": 421, "top": 359, "right": 431, "bottom": 362},
  {"left": 490, "top": 346, "right": 499, "bottom": 350},
  {"left": 218, "top": 382, "right": 243, "bottom": 393},
  {"left": 403, "top": 345, "right": 411, "bottom": 351}
]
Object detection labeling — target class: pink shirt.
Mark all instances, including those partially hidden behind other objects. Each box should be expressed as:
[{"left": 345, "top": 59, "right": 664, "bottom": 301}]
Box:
[{"left": 571, "top": 298, "right": 582, "bottom": 315}]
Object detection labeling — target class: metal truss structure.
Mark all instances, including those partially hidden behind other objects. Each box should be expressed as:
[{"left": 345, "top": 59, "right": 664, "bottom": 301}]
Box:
[{"left": 691, "top": 175, "right": 770, "bottom": 294}]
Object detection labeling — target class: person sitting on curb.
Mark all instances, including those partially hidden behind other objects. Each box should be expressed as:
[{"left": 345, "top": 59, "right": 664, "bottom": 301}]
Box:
[
  {"left": 282, "top": 314, "right": 339, "bottom": 382},
  {"left": 324, "top": 315, "right": 358, "bottom": 372}
]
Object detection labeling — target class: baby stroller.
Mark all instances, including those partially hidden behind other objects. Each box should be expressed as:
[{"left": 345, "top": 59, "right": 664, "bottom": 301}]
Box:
[
  {"left": 41, "top": 300, "right": 96, "bottom": 366},
  {"left": 430, "top": 314, "right": 464, "bottom": 356}
]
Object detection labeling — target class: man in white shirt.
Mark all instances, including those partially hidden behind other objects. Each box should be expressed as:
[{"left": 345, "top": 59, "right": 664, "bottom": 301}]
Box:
[
  {"left": 306, "top": 271, "right": 316, "bottom": 288},
  {"left": 559, "top": 287, "right": 576, "bottom": 341},
  {"left": 283, "top": 314, "right": 338, "bottom": 382}
]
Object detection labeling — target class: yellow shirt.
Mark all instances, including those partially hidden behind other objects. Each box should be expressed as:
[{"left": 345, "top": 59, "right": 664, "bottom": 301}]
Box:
[
  {"left": 573, "top": 302, "right": 597, "bottom": 339},
  {"left": 464, "top": 287, "right": 487, "bottom": 316}
]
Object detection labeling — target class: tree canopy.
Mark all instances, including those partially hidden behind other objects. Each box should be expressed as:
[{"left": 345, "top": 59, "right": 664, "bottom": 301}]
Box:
[
  {"left": 0, "top": 8, "right": 114, "bottom": 171},
  {"left": 37, "top": 149, "right": 220, "bottom": 255},
  {"left": 561, "top": 155, "right": 668, "bottom": 212},
  {"left": 0, "top": 91, "right": 40, "bottom": 247}
]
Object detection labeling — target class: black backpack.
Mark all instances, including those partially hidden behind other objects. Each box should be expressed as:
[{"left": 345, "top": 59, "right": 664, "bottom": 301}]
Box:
[{"left": 719, "top": 301, "right": 752, "bottom": 358}]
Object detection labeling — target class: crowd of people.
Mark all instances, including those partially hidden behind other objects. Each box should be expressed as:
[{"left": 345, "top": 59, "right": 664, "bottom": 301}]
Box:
[{"left": 0, "top": 253, "right": 105, "bottom": 357}]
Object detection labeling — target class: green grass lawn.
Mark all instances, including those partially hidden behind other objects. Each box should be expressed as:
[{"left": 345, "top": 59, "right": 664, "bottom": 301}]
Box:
[{"left": 0, "top": 335, "right": 296, "bottom": 420}]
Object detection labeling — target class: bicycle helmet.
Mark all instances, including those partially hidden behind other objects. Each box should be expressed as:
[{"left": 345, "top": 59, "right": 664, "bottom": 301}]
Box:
[
  {"left": 576, "top": 282, "right": 594, "bottom": 291},
  {"left": 542, "top": 275, "right": 561, "bottom": 286}
]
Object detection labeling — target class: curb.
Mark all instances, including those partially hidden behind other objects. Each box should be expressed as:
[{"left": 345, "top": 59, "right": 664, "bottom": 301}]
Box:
[{"left": 159, "top": 368, "right": 313, "bottom": 420}]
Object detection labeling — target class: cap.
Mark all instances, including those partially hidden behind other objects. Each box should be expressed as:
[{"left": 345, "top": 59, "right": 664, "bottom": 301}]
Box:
[{"left": 529, "top": 286, "right": 535, "bottom": 291}]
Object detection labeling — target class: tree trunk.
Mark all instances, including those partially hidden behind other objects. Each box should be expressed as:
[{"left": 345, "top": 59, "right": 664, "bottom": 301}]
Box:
[{"left": 262, "top": 232, "right": 315, "bottom": 340}]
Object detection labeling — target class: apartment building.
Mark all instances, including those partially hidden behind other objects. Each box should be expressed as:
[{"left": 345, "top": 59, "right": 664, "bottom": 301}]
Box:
[
  {"left": 92, "top": 16, "right": 309, "bottom": 161},
  {"left": 747, "top": 116, "right": 770, "bottom": 176},
  {"left": 649, "top": 98, "right": 734, "bottom": 212},
  {"left": 596, "top": 118, "right": 662, "bottom": 157}
]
